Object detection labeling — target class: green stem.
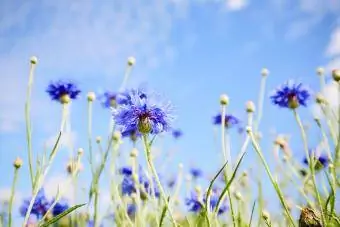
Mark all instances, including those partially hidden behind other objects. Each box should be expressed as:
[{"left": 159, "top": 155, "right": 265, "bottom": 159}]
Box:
[
  {"left": 8, "top": 168, "right": 19, "bottom": 227},
  {"left": 293, "top": 110, "right": 325, "bottom": 226},
  {"left": 248, "top": 130, "right": 296, "bottom": 227},
  {"left": 88, "top": 101, "right": 95, "bottom": 176},
  {"left": 23, "top": 104, "right": 67, "bottom": 227},
  {"left": 25, "top": 63, "right": 36, "bottom": 189},
  {"left": 142, "top": 134, "right": 177, "bottom": 227},
  {"left": 119, "top": 64, "right": 133, "bottom": 91},
  {"left": 94, "top": 190, "right": 99, "bottom": 227},
  {"left": 254, "top": 76, "right": 267, "bottom": 133}
]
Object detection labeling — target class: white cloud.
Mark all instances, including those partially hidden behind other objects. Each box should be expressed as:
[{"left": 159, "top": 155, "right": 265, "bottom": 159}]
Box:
[
  {"left": 46, "top": 131, "right": 77, "bottom": 151},
  {"left": 43, "top": 174, "right": 75, "bottom": 202},
  {"left": 326, "top": 27, "right": 340, "bottom": 57},
  {"left": 0, "top": 187, "right": 22, "bottom": 207},
  {"left": 326, "top": 57, "right": 340, "bottom": 72},
  {"left": 226, "top": 0, "right": 248, "bottom": 11}
]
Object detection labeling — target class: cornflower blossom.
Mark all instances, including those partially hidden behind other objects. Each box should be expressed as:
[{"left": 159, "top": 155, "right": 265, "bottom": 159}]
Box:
[
  {"left": 213, "top": 113, "right": 240, "bottom": 128},
  {"left": 100, "top": 91, "right": 118, "bottom": 108},
  {"left": 20, "top": 189, "right": 50, "bottom": 219},
  {"left": 303, "top": 150, "right": 330, "bottom": 171},
  {"left": 270, "top": 80, "right": 310, "bottom": 109},
  {"left": 51, "top": 199, "right": 69, "bottom": 216},
  {"left": 46, "top": 80, "right": 81, "bottom": 104},
  {"left": 113, "top": 89, "right": 173, "bottom": 135},
  {"left": 172, "top": 129, "right": 183, "bottom": 139},
  {"left": 185, "top": 191, "right": 227, "bottom": 215},
  {"left": 190, "top": 168, "right": 203, "bottom": 179}
]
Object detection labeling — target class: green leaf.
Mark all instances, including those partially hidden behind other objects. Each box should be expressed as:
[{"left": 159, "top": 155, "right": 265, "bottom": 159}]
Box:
[
  {"left": 248, "top": 200, "right": 256, "bottom": 227},
  {"left": 159, "top": 196, "right": 170, "bottom": 227},
  {"left": 39, "top": 203, "right": 86, "bottom": 227},
  {"left": 214, "top": 151, "right": 247, "bottom": 213},
  {"left": 205, "top": 161, "right": 228, "bottom": 210}
]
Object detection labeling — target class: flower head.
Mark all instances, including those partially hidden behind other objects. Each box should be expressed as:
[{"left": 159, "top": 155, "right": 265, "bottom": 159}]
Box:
[
  {"left": 190, "top": 168, "right": 203, "bottom": 179},
  {"left": 303, "top": 150, "right": 329, "bottom": 171},
  {"left": 113, "top": 89, "right": 173, "bottom": 135},
  {"left": 172, "top": 129, "right": 183, "bottom": 139},
  {"left": 270, "top": 80, "right": 310, "bottom": 109},
  {"left": 119, "top": 166, "right": 133, "bottom": 176},
  {"left": 185, "top": 191, "right": 227, "bottom": 215},
  {"left": 100, "top": 91, "right": 117, "bottom": 108},
  {"left": 51, "top": 199, "right": 69, "bottom": 216},
  {"left": 20, "top": 189, "right": 50, "bottom": 219},
  {"left": 213, "top": 113, "right": 240, "bottom": 128},
  {"left": 46, "top": 80, "right": 81, "bottom": 104}
]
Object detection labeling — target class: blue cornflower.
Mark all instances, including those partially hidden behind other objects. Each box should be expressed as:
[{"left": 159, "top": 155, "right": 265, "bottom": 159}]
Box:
[
  {"left": 186, "top": 191, "right": 227, "bottom": 215},
  {"left": 46, "top": 80, "right": 81, "bottom": 104},
  {"left": 270, "top": 80, "right": 310, "bottom": 109},
  {"left": 113, "top": 89, "right": 173, "bottom": 135},
  {"left": 167, "top": 178, "right": 176, "bottom": 188},
  {"left": 121, "top": 177, "right": 136, "bottom": 196},
  {"left": 119, "top": 167, "right": 133, "bottom": 176},
  {"left": 172, "top": 129, "right": 183, "bottom": 139},
  {"left": 117, "top": 89, "right": 147, "bottom": 106},
  {"left": 121, "top": 128, "right": 141, "bottom": 142},
  {"left": 185, "top": 192, "right": 203, "bottom": 213},
  {"left": 20, "top": 189, "right": 50, "bottom": 219},
  {"left": 127, "top": 204, "right": 136, "bottom": 217},
  {"left": 213, "top": 114, "right": 240, "bottom": 128},
  {"left": 51, "top": 199, "right": 69, "bottom": 216},
  {"left": 100, "top": 91, "right": 117, "bottom": 108},
  {"left": 190, "top": 168, "right": 203, "bottom": 179},
  {"left": 303, "top": 150, "right": 329, "bottom": 171}
]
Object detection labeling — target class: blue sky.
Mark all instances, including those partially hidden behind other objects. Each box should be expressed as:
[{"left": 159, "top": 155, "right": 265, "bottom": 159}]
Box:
[{"left": 0, "top": 0, "right": 340, "bottom": 222}]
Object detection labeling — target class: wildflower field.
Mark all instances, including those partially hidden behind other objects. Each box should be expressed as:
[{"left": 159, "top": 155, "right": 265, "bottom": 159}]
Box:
[
  {"left": 0, "top": 2, "right": 340, "bottom": 227},
  {"left": 0, "top": 55, "right": 339, "bottom": 227}
]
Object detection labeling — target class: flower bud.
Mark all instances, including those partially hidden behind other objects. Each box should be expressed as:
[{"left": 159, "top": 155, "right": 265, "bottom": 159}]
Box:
[
  {"left": 220, "top": 94, "right": 229, "bottom": 105},
  {"left": 13, "top": 157, "right": 23, "bottom": 169},
  {"left": 234, "top": 192, "right": 242, "bottom": 201},
  {"left": 127, "top": 57, "right": 136, "bottom": 66},
  {"left": 194, "top": 186, "right": 201, "bottom": 194},
  {"left": 315, "top": 93, "right": 326, "bottom": 104},
  {"left": 87, "top": 92, "right": 96, "bottom": 102},
  {"left": 245, "top": 126, "right": 252, "bottom": 133},
  {"left": 262, "top": 210, "right": 270, "bottom": 220},
  {"left": 332, "top": 69, "right": 340, "bottom": 82},
  {"left": 132, "top": 174, "right": 139, "bottom": 183},
  {"left": 246, "top": 101, "right": 255, "bottom": 113},
  {"left": 60, "top": 94, "right": 71, "bottom": 104},
  {"left": 95, "top": 136, "right": 101, "bottom": 143},
  {"left": 130, "top": 148, "right": 138, "bottom": 158},
  {"left": 113, "top": 131, "right": 121, "bottom": 142},
  {"left": 261, "top": 68, "right": 269, "bottom": 77},
  {"left": 77, "top": 148, "right": 84, "bottom": 155},
  {"left": 274, "top": 136, "right": 286, "bottom": 149},
  {"left": 138, "top": 118, "right": 151, "bottom": 134},
  {"left": 30, "top": 56, "right": 38, "bottom": 65},
  {"left": 316, "top": 67, "right": 324, "bottom": 76}
]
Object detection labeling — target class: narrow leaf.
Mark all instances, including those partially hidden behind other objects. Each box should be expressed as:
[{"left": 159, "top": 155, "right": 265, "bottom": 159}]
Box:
[
  {"left": 205, "top": 161, "right": 228, "bottom": 210},
  {"left": 159, "top": 197, "right": 170, "bottom": 227},
  {"left": 248, "top": 200, "right": 256, "bottom": 227},
  {"left": 214, "top": 151, "right": 247, "bottom": 213},
  {"left": 39, "top": 203, "right": 86, "bottom": 227}
]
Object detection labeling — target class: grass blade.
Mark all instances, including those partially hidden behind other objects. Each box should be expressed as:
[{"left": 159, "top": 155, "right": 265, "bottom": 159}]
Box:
[
  {"left": 159, "top": 196, "right": 170, "bottom": 227},
  {"left": 248, "top": 200, "right": 256, "bottom": 227},
  {"left": 39, "top": 203, "right": 85, "bottom": 227},
  {"left": 205, "top": 161, "right": 228, "bottom": 210},
  {"left": 214, "top": 151, "right": 247, "bottom": 213}
]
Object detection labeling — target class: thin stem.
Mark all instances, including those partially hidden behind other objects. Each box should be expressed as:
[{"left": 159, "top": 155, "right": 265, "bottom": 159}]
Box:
[
  {"left": 94, "top": 190, "right": 99, "bottom": 227},
  {"left": 119, "top": 65, "right": 134, "bottom": 91},
  {"left": 88, "top": 101, "right": 95, "bottom": 176},
  {"left": 23, "top": 104, "right": 67, "bottom": 227},
  {"left": 142, "top": 134, "right": 177, "bottom": 227},
  {"left": 248, "top": 130, "right": 296, "bottom": 227},
  {"left": 25, "top": 62, "right": 37, "bottom": 189},
  {"left": 8, "top": 168, "right": 19, "bottom": 227},
  {"left": 293, "top": 110, "right": 325, "bottom": 226},
  {"left": 254, "top": 76, "right": 267, "bottom": 133}
]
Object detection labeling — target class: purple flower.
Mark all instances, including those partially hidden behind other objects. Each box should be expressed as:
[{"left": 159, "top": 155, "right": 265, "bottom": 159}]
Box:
[
  {"left": 172, "top": 129, "right": 183, "bottom": 139},
  {"left": 270, "top": 80, "right": 310, "bottom": 109},
  {"left": 213, "top": 114, "right": 240, "bottom": 128},
  {"left": 51, "top": 199, "right": 69, "bottom": 216},
  {"left": 100, "top": 91, "right": 117, "bottom": 108},
  {"left": 185, "top": 191, "right": 227, "bottom": 215},
  {"left": 113, "top": 89, "right": 173, "bottom": 135},
  {"left": 190, "top": 168, "right": 203, "bottom": 179},
  {"left": 119, "top": 167, "right": 133, "bottom": 176},
  {"left": 20, "top": 189, "right": 50, "bottom": 219},
  {"left": 303, "top": 150, "right": 329, "bottom": 171},
  {"left": 46, "top": 80, "right": 80, "bottom": 103}
]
